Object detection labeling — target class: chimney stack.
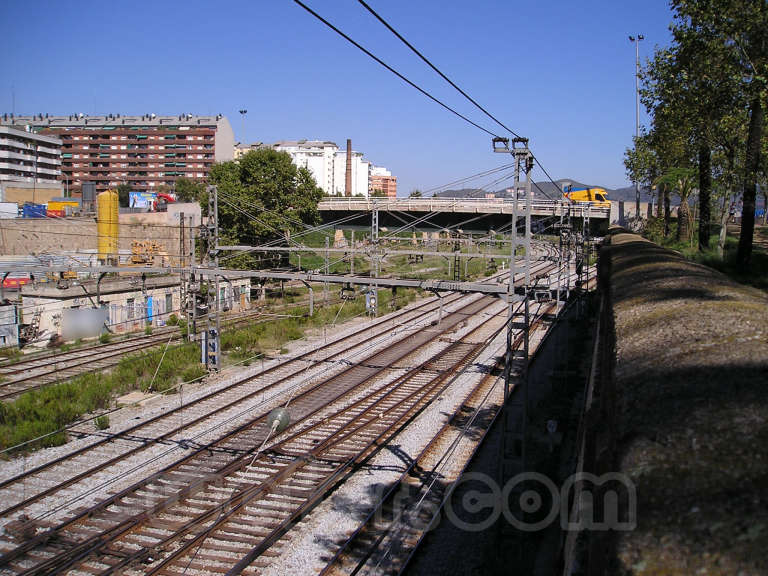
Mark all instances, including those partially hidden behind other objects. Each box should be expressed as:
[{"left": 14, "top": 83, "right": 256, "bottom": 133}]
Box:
[{"left": 345, "top": 139, "right": 352, "bottom": 197}]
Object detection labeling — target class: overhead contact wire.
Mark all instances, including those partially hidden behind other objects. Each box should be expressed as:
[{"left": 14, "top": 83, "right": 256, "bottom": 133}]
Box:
[{"left": 292, "top": 0, "right": 501, "bottom": 138}]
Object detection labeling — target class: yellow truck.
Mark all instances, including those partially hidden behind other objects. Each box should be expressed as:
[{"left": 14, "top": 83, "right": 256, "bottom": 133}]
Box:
[{"left": 563, "top": 186, "right": 610, "bottom": 208}]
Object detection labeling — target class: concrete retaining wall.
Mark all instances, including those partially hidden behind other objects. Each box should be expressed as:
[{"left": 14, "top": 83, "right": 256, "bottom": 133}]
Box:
[{"left": 584, "top": 229, "right": 768, "bottom": 575}]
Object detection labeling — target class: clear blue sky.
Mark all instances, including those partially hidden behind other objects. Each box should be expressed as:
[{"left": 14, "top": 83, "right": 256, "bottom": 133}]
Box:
[{"left": 0, "top": 0, "right": 673, "bottom": 195}]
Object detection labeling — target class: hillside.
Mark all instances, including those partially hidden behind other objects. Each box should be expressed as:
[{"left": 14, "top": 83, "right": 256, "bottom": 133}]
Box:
[{"left": 434, "top": 179, "right": 655, "bottom": 202}]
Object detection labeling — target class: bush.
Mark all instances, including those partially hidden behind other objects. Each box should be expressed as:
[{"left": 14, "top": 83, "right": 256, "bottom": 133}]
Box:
[
  {"left": 181, "top": 365, "right": 207, "bottom": 384},
  {"left": 99, "top": 333, "right": 112, "bottom": 344},
  {"left": 95, "top": 415, "right": 110, "bottom": 430},
  {"left": 144, "top": 326, "right": 153, "bottom": 336},
  {"left": 167, "top": 314, "right": 179, "bottom": 326},
  {"left": 0, "top": 347, "right": 21, "bottom": 360}
]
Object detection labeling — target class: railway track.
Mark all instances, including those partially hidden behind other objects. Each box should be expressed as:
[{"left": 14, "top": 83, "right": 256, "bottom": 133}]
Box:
[
  {"left": 0, "top": 263, "right": 562, "bottom": 575},
  {"left": 0, "top": 292, "right": 507, "bottom": 575},
  {"left": 0, "top": 288, "right": 478, "bottom": 521},
  {"left": 0, "top": 298, "right": 329, "bottom": 401},
  {"left": 320, "top": 301, "right": 557, "bottom": 576}
]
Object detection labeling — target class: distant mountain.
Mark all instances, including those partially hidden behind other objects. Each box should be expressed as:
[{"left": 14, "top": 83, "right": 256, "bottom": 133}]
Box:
[
  {"left": 610, "top": 185, "right": 655, "bottom": 203},
  {"left": 434, "top": 179, "right": 655, "bottom": 203}
]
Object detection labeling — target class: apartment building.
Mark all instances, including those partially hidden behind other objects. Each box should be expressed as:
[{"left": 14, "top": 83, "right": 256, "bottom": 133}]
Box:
[
  {"left": 272, "top": 140, "right": 338, "bottom": 194},
  {"left": 370, "top": 166, "right": 397, "bottom": 198},
  {"left": 272, "top": 140, "right": 376, "bottom": 197},
  {"left": 0, "top": 114, "right": 234, "bottom": 195},
  {"left": 333, "top": 148, "right": 370, "bottom": 198},
  {"left": 0, "top": 125, "right": 63, "bottom": 204}
]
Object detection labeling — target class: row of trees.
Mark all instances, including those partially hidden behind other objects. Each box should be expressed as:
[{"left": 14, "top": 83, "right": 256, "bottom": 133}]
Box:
[{"left": 624, "top": 0, "right": 768, "bottom": 269}]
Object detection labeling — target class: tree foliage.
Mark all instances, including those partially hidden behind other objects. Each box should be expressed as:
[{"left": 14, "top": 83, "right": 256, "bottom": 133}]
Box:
[
  {"left": 174, "top": 177, "right": 206, "bottom": 203},
  {"left": 116, "top": 183, "right": 131, "bottom": 208},
  {"left": 658, "top": 167, "right": 697, "bottom": 242},
  {"left": 625, "top": 0, "right": 768, "bottom": 267},
  {"left": 208, "top": 149, "right": 324, "bottom": 269}
]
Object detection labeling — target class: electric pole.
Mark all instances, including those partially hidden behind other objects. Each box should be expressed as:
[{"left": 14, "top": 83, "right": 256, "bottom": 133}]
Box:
[
  {"left": 203, "top": 185, "right": 221, "bottom": 371},
  {"left": 629, "top": 34, "right": 644, "bottom": 223},
  {"left": 493, "top": 135, "right": 534, "bottom": 559}
]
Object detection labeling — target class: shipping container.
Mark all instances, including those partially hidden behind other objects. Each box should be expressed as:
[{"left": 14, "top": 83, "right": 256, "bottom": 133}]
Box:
[
  {"left": 22, "top": 203, "right": 46, "bottom": 218},
  {"left": 48, "top": 199, "right": 81, "bottom": 213},
  {"left": 0, "top": 202, "right": 18, "bottom": 219}
]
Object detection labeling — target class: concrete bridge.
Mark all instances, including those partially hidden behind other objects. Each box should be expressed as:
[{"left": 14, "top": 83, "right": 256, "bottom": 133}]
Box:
[{"left": 318, "top": 197, "right": 610, "bottom": 233}]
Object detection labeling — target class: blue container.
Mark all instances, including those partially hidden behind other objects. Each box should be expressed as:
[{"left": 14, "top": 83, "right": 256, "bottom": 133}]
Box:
[{"left": 22, "top": 203, "right": 46, "bottom": 218}]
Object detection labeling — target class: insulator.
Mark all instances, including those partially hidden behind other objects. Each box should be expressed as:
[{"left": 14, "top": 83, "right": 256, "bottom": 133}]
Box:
[{"left": 267, "top": 407, "right": 290, "bottom": 434}]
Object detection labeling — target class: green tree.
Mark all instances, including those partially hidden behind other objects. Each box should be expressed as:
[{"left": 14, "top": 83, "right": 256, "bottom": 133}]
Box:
[
  {"left": 409, "top": 189, "right": 423, "bottom": 198},
  {"left": 711, "top": 110, "right": 748, "bottom": 253},
  {"left": 639, "top": 29, "right": 740, "bottom": 251},
  {"left": 624, "top": 130, "right": 660, "bottom": 209},
  {"left": 630, "top": 0, "right": 768, "bottom": 262},
  {"left": 672, "top": 0, "right": 768, "bottom": 267},
  {"left": 659, "top": 167, "right": 698, "bottom": 243},
  {"left": 174, "top": 177, "right": 206, "bottom": 203},
  {"left": 208, "top": 149, "right": 324, "bottom": 268},
  {"left": 116, "top": 183, "right": 131, "bottom": 208}
]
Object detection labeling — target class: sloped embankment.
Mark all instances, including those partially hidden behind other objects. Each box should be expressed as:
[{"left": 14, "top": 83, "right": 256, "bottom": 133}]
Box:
[{"left": 602, "top": 230, "right": 768, "bottom": 575}]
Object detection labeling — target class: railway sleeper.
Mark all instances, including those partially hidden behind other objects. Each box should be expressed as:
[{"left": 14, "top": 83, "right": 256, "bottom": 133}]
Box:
[
  {"left": 246, "top": 500, "right": 298, "bottom": 514},
  {"left": 191, "top": 540, "right": 253, "bottom": 556},
  {"left": 238, "top": 509, "right": 291, "bottom": 527},
  {"left": 165, "top": 558, "right": 231, "bottom": 574},
  {"left": 217, "top": 524, "right": 278, "bottom": 541}
]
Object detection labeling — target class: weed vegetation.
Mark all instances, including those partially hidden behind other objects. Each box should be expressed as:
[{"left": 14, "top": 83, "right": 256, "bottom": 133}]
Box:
[
  {"left": 643, "top": 219, "right": 768, "bottom": 291},
  {"left": 0, "top": 341, "right": 201, "bottom": 453},
  {"left": 0, "top": 288, "right": 419, "bottom": 455}
]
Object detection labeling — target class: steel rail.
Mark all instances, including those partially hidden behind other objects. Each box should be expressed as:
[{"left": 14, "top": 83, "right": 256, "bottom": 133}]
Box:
[
  {"left": 0, "top": 295, "right": 498, "bottom": 574},
  {"left": 0, "top": 300, "right": 325, "bottom": 400},
  {"left": 322, "top": 302, "right": 557, "bottom": 576},
  {"left": 0, "top": 291, "right": 470, "bottom": 519},
  {"left": 101, "top": 299, "right": 512, "bottom": 575},
  {"left": 0, "top": 264, "right": 525, "bottom": 492}
]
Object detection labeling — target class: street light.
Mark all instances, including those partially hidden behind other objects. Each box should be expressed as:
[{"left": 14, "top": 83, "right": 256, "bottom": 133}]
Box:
[
  {"left": 238, "top": 109, "right": 247, "bottom": 149},
  {"left": 629, "top": 34, "right": 644, "bottom": 223}
]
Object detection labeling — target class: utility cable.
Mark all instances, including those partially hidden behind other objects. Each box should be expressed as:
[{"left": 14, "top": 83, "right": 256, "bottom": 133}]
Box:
[
  {"left": 357, "top": 0, "right": 522, "bottom": 139},
  {"left": 292, "top": 0, "right": 500, "bottom": 138},
  {"left": 353, "top": 1, "right": 568, "bottom": 202}
]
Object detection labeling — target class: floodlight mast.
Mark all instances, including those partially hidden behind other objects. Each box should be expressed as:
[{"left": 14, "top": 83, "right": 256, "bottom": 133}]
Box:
[{"left": 629, "top": 34, "right": 644, "bottom": 223}]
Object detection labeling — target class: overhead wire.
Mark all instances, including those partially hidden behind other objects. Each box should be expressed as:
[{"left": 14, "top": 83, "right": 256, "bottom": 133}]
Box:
[
  {"left": 291, "top": 0, "right": 501, "bottom": 139},
  {"left": 350, "top": 0, "right": 568, "bottom": 202},
  {"left": 421, "top": 163, "right": 514, "bottom": 197},
  {"left": 356, "top": 0, "right": 523, "bottom": 140}
]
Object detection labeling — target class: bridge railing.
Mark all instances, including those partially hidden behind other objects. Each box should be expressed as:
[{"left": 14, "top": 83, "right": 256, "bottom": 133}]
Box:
[{"left": 318, "top": 196, "right": 610, "bottom": 217}]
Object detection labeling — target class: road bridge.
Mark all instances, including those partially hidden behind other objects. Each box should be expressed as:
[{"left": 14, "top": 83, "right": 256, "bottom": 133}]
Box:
[{"left": 318, "top": 197, "right": 610, "bottom": 233}]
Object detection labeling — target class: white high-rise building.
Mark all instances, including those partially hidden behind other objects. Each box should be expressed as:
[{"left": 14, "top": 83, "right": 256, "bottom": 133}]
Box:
[
  {"left": 332, "top": 150, "right": 370, "bottom": 198},
  {"left": 272, "top": 140, "right": 372, "bottom": 197},
  {"left": 272, "top": 140, "right": 337, "bottom": 194}
]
